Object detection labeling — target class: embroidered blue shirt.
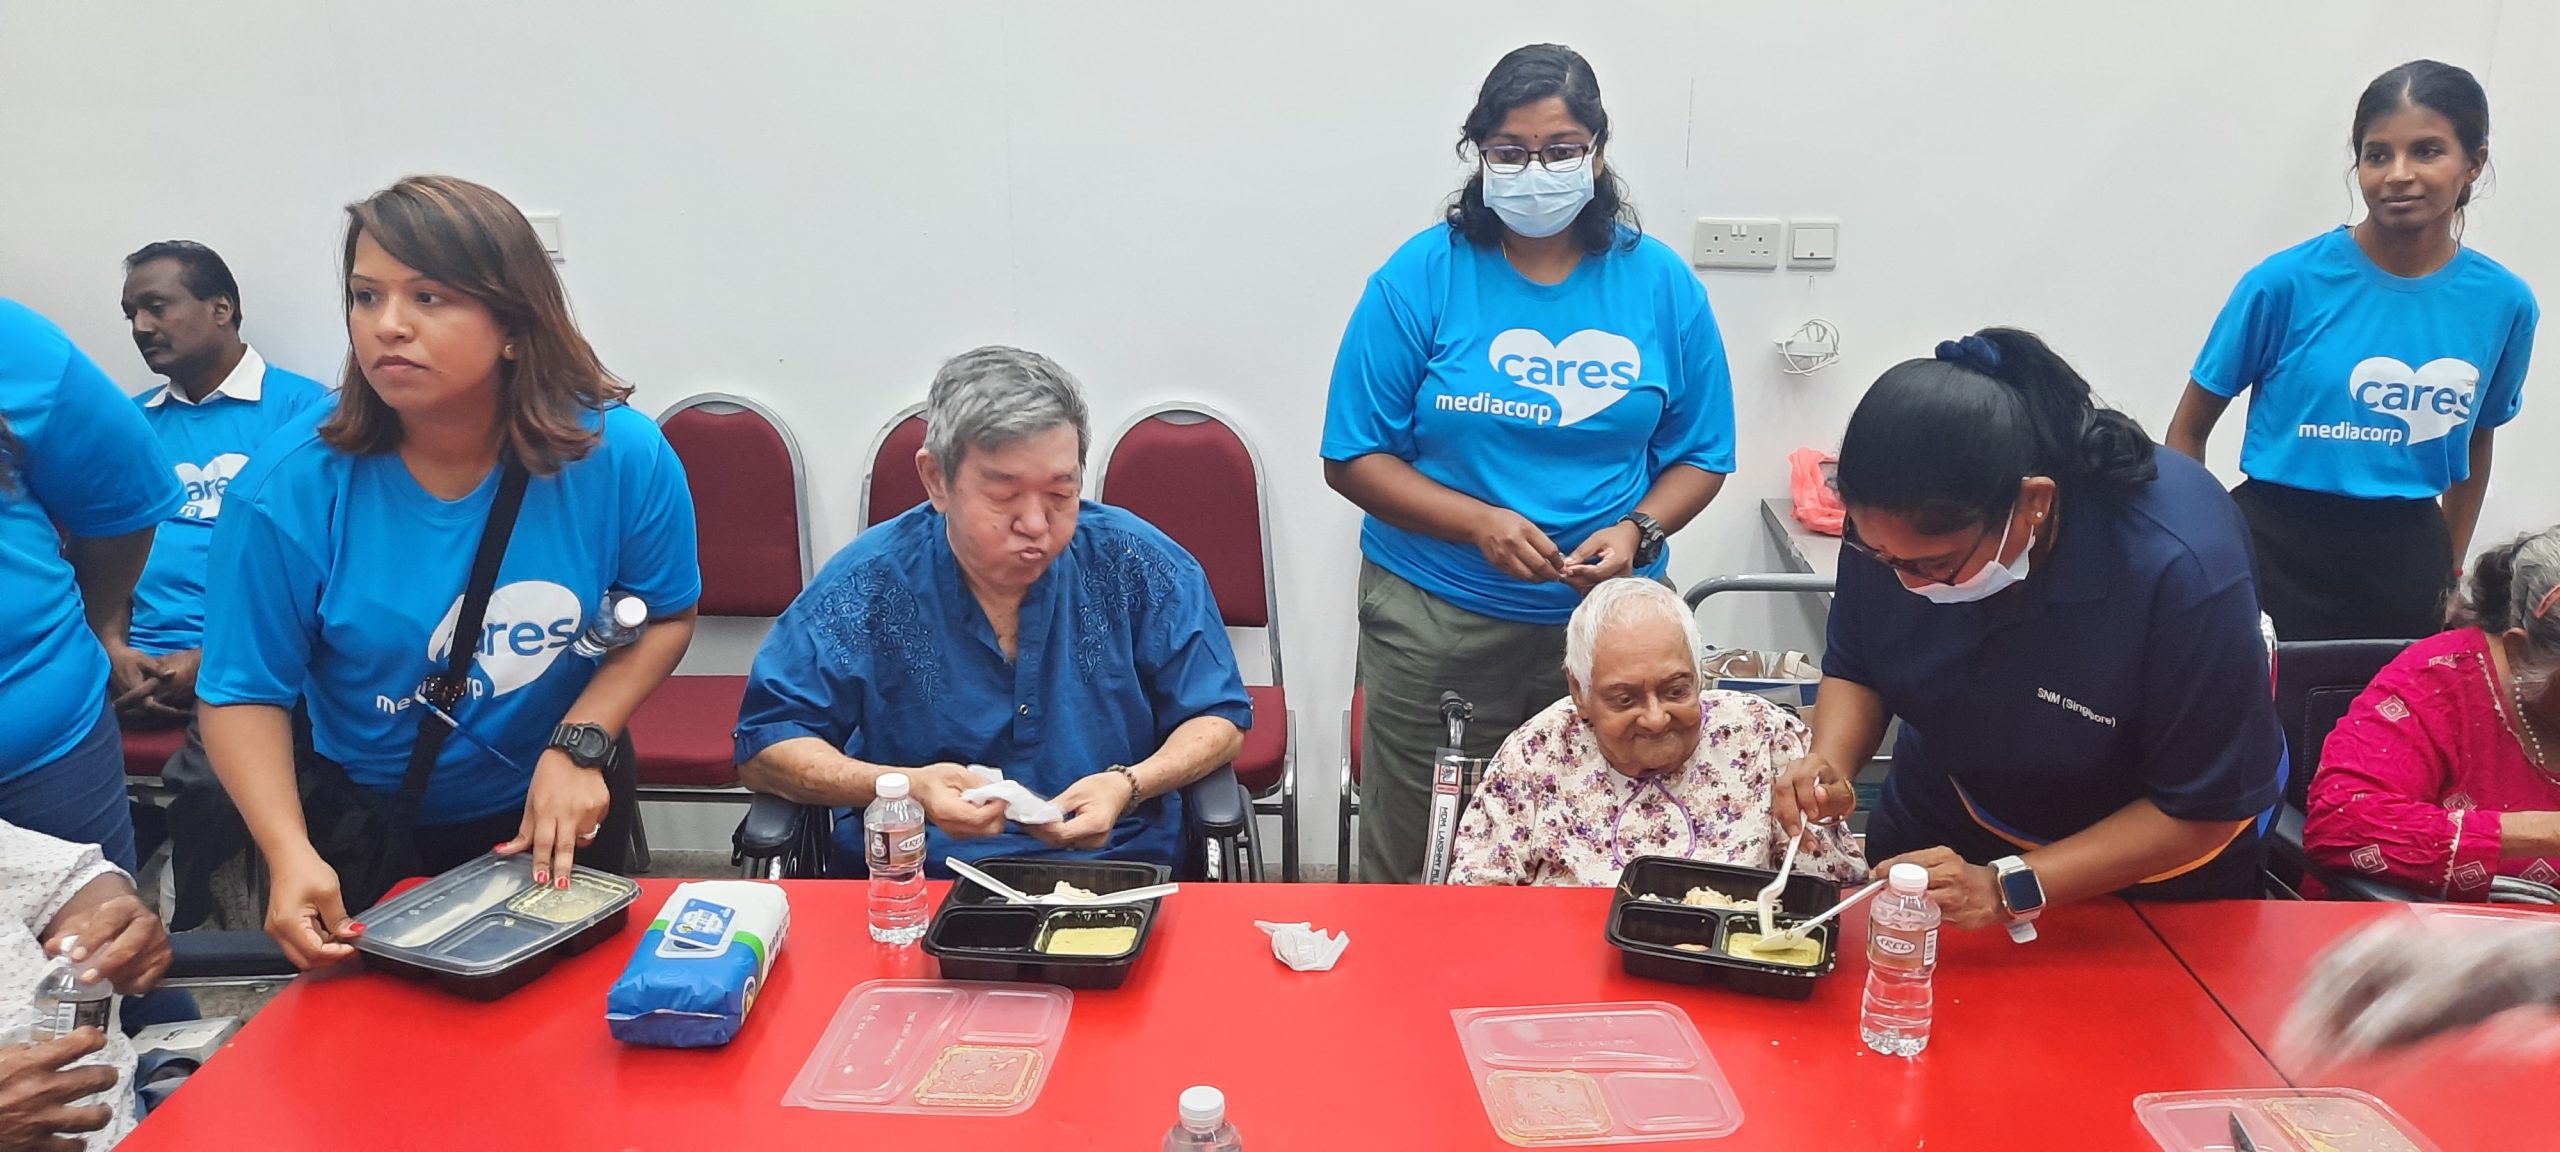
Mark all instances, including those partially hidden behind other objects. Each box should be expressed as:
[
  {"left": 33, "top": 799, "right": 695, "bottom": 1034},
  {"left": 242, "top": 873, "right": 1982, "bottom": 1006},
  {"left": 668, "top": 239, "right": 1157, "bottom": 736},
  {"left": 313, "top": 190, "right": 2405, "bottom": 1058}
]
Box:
[{"left": 733, "top": 501, "right": 1253, "bottom": 873}]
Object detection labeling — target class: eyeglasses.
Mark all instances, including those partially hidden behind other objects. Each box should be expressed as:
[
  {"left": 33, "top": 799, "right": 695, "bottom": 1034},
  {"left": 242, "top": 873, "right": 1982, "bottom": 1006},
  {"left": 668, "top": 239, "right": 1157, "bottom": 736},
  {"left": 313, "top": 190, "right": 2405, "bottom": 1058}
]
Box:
[
  {"left": 1842, "top": 513, "right": 2003, "bottom": 587},
  {"left": 1479, "top": 142, "right": 1595, "bottom": 174}
]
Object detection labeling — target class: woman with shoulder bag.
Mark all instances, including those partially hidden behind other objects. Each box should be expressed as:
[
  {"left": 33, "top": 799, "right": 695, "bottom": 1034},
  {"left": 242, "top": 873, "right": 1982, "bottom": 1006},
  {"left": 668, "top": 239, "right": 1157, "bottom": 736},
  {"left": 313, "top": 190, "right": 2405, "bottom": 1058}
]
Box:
[{"left": 199, "top": 176, "right": 700, "bottom": 968}]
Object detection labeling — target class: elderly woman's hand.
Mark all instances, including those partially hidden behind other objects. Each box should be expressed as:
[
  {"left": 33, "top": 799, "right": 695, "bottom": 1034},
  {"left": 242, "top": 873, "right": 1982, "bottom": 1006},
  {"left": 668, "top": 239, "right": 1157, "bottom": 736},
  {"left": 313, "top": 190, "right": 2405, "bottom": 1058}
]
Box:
[
  {"left": 0, "top": 1031, "right": 117, "bottom": 1152},
  {"left": 42, "top": 875, "right": 170, "bottom": 995},
  {"left": 1871, "top": 847, "right": 2005, "bottom": 931}
]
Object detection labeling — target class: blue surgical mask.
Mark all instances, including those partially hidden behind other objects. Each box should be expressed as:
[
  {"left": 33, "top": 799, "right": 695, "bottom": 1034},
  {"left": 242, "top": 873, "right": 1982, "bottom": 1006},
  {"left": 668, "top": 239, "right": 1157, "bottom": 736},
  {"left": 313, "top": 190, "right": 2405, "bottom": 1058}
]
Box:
[
  {"left": 1483, "top": 161, "right": 1595, "bottom": 239},
  {"left": 1904, "top": 513, "right": 2033, "bottom": 605}
]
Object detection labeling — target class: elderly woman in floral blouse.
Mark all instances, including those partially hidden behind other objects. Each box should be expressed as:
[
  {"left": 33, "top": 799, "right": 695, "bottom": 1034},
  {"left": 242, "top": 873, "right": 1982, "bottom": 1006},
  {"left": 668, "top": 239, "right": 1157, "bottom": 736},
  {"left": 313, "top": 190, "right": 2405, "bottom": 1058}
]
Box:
[{"left": 1449, "top": 579, "right": 1864, "bottom": 886}]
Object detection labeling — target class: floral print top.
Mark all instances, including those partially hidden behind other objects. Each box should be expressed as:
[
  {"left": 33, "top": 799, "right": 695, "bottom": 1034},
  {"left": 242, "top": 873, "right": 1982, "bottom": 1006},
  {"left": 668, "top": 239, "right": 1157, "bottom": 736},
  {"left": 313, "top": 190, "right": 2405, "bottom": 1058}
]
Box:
[{"left": 1448, "top": 691, "right": 1866, "bottom": 887}]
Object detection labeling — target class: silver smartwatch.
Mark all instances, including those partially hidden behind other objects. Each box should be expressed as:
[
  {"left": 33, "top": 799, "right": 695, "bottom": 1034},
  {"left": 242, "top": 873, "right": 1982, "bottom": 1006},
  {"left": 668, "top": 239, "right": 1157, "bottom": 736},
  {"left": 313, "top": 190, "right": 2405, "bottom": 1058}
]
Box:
[{"left": 1991, "top": 855, "right": 2044, "bottom": 943}]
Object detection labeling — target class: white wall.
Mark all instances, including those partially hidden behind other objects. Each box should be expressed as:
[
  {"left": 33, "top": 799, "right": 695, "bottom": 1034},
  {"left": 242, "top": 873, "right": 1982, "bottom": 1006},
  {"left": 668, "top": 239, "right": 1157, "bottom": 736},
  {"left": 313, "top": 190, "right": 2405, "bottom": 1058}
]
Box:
[{"left": 4, "top": 1, "right": 2551, "bottom": 861}]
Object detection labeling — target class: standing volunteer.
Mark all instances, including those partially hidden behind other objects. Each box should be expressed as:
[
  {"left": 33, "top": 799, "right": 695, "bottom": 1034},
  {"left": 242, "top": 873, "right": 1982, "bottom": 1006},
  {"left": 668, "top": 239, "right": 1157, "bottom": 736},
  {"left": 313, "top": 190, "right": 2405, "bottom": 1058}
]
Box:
[
  {"left": 2167, "top": 60, "right": 2537, "bottom": 641},
  {"left": 1321, "top": 43, "right": 1734, "bottom": 882},
  {"left": 199, "top": 176, "right": 700, "bottom": 968}
]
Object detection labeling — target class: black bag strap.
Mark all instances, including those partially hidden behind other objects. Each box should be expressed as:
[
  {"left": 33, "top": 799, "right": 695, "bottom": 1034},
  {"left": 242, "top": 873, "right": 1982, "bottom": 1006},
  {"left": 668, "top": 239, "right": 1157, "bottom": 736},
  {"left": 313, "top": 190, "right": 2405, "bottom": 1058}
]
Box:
[{"left": 394, "top": 460, "right": 532, "bottom": 828}]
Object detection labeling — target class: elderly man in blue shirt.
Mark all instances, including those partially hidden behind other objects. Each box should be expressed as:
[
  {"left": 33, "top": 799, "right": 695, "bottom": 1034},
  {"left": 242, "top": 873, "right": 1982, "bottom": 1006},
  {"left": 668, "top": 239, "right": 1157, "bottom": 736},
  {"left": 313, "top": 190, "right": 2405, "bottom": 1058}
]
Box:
[{"left": 735, "top": 346, "right": 1251, "bottom": 873}]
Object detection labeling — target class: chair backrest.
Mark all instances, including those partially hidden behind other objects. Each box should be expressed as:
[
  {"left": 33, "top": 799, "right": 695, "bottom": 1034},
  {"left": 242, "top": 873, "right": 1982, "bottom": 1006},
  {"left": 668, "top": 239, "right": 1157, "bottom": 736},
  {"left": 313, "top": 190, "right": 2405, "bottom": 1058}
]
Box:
[
  {"left": 861, "top": 404, "right": 930, "bottom": 532},
  {"left": 2273, "top": 638, "right": 2414, "bottom": 812},
  {"left": 657, "top": 393, "right": 810, "bottom": 617},
  {"left": 1098, "top": 406, "right": 1276, "bottom": 648}
]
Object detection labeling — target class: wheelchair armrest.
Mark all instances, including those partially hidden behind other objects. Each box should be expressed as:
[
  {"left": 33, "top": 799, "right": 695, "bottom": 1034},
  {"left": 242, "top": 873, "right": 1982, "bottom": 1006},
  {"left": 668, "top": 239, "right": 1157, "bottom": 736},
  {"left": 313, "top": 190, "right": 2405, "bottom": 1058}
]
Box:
[
  {"left": 166, "top": 930, "right": 294, "bottom": 981},
  {"left": 2272, "top": 804, "right": 2423, "bottom": 902},
  {"left": 1184, "top": 763, "right": 1247, "bottom": 839},
  {"left": 2490, "top": 876, "right": 2560, "bottom": 904},
  {"left": 734, "top": 792, "right": 813, "bottom": 859}
]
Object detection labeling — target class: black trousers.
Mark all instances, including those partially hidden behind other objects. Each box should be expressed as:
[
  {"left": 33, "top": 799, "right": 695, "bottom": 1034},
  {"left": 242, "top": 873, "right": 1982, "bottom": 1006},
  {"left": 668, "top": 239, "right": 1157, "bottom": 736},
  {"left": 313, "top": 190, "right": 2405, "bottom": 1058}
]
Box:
[{"left": 2232, "top": 479, "right": 2451, "bottom": 642}]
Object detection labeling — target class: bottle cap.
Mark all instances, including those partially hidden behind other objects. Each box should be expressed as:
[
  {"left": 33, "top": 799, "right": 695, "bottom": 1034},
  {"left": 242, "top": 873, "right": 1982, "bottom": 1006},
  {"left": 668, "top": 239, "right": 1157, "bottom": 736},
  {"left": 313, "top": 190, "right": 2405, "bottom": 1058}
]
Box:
[
  {"left": 1888, "top": 862, "right": 1929, "bottom": 894},
  {"left": 1178, "top": 1085, "right": 1225, "bottom": 1130},
  {"left": 876, "top": 773, "right": 910, "bottom": 801},
  {"left": 611, "top": 595, "right": 648, "bottom": 628}
]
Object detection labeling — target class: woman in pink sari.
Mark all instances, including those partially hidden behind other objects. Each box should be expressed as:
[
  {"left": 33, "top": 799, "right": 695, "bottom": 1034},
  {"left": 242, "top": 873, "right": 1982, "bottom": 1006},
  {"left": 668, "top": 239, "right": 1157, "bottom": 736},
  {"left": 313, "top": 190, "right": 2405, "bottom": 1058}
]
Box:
[{"left": 2306, "top": 526, "right": 2560, "bottom": 899}]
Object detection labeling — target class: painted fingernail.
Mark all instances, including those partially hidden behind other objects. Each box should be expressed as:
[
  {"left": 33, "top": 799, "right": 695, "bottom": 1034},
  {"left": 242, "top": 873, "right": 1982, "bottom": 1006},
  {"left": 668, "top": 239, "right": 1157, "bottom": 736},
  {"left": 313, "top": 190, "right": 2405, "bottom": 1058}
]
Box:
[
  {"left": 346, "top": 922, "right": 366, "bottom": 935},
  {"left": 534, "top": 870, "right": 549, "bottom": 885},
  {"left": 557, "top": 877, "right": 571, "bottom": 890},
  {"left": 494, "top": 842, "right": 513, "bottom": 851}
]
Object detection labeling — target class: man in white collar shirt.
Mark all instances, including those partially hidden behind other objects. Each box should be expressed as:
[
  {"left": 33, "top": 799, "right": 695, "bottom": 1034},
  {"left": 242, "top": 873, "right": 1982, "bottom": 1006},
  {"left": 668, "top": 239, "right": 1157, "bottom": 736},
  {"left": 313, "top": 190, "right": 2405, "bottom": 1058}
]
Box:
[{"left": 118, "top": 242, "right": 327, "bottom": 926}]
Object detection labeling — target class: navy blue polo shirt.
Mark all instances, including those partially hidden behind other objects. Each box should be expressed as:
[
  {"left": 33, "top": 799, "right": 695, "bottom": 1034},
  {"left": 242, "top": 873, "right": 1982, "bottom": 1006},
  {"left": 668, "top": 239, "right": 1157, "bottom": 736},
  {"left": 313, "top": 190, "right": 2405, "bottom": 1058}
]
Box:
[{"left": 1824, "top": 451, "right": 2283, "bottom": 898}]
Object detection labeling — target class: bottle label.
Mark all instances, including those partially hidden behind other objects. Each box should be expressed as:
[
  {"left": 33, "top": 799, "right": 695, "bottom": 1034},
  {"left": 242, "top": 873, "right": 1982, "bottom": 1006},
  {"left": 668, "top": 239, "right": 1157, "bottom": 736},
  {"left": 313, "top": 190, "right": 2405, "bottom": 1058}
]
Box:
[
  {"left": 1922, "top": 927, "right": 1938, "bottom": 968},
  {"left": 1874, "top": 934, "right": 1918, "bottom": 958},
  {"left": 32, "top": 997, "right": 109, "bottom": 1042},
  {"left": 868, "top": 825, "right": 925, "bottom": 870}
]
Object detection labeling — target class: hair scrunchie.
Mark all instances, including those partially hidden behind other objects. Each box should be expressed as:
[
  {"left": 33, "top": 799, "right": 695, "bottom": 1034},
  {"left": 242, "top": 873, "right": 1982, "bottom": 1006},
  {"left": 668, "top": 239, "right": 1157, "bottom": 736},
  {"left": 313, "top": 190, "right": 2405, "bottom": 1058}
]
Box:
[{"left": 1933, "top": 334, "right": 2002, "bottom": 375}]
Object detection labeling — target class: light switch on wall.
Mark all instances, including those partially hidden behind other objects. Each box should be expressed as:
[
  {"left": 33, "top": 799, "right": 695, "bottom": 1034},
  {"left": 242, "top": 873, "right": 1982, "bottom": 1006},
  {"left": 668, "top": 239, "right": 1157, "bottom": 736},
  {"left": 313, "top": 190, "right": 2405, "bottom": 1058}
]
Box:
[
  {"left": 527, "top": 212, "right": 564, "bottom": 261},
  {"left": 1788, "top": 219, "right": 1838, "bottom": 268}
]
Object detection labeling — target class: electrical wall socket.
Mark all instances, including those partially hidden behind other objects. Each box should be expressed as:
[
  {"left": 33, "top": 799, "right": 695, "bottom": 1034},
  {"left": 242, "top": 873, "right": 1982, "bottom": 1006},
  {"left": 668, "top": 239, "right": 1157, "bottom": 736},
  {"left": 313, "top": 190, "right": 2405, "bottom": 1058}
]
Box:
[{"left": 1692, "top": 217, "right": 1782, "bottom": 270}]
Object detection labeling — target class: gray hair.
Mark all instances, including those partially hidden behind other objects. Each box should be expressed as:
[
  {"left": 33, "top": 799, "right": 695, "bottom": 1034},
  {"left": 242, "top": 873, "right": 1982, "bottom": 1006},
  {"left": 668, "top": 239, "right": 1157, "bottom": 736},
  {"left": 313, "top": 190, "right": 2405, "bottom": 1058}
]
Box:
[
  {"left": 1564, "top": 578, "right": 1704, "bottom": 688},
  {"left": 2473, "top": 524, "right": 2560, "bottom": 682},
  {"left": 922, "top": 345, "right": 1091, "bottom": 481}
]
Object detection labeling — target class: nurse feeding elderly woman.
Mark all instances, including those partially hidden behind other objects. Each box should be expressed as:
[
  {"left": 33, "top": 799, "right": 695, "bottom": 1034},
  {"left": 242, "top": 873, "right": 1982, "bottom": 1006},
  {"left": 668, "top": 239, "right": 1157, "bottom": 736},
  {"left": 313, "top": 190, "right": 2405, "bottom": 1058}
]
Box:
[{"left": 1448, "top": 578, "right": 1863, "bottom": 886}]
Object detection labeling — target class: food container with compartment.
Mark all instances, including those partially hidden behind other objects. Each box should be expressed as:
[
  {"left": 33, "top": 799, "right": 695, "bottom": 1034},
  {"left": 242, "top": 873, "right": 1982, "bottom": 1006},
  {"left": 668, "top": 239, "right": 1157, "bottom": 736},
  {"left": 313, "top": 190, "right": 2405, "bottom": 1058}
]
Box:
[
  {"left": 922, "top": 857, "right": 1168, "bottom": 989},
  {"left": 2135, "top": 1088, "right": 2440, "bottom": 1151},
  {"left": 1452, "top": 1001, "right": 1742, "bottom": 1146},
  {"left": 1605, "top": 855, "right": 1843, "bottom": 999},
  {"left": 783, "top": 979, "right": 1070, "bottom": 1117},
  {"left": 353, "top": 852, "right": 640, "bottom": 999}
]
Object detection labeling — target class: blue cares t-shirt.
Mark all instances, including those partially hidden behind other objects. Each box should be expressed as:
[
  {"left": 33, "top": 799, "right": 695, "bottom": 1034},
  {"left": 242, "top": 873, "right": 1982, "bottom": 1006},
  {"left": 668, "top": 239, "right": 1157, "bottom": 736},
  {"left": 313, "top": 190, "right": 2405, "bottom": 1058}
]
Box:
[
  {"left": 2192, "top": 227, "right": 2538, "bottom": 499},
  {"left": 1321, "top": 224, "right": 1735, "bottom": 624},
  {"left": 199, "top": 400, "right": 701, "bottom": 825},
  {"left": 129, "top": 354, "right": 330, "bottom": 655},
  {"left": 0, "top": 300, "right": 183, "bottom": 778}
]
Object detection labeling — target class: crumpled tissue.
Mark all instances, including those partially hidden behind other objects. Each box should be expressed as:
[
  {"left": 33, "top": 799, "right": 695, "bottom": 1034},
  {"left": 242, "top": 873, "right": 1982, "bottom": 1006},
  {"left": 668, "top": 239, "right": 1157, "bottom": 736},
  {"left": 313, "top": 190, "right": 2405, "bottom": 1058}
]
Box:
[
  {"left": 958, "top": 766, "right": 1066, "bottom": 825},
  {"left": 1254, "top": 920, "right": 1350, "bottom": 972}
]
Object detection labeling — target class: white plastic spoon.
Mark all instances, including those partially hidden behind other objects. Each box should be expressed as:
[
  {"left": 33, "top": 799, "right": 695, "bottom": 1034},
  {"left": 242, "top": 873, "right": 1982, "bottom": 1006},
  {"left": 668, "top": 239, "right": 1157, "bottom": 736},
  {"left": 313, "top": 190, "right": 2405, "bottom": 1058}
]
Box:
[
  {"left": 1775, "top": 879, "right": 1889, "bottom": 945},
  {"left": 1758, "top": 830, "right": 1804, "bottom": 938}
]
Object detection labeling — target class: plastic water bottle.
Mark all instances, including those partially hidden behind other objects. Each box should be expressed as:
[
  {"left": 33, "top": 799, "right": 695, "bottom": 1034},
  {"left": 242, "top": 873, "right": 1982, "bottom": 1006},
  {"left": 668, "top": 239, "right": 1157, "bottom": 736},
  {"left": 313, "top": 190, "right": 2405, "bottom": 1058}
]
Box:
[
  {"left": 30, "top": 936, "right": 112, "bottom": 1041},
  {"left": 1163, "top": 1085, "right": 1243, "bottom": 1151},
  {"left": 865, "top": 773, "right": 929, "bottom": 945},
  {"left": 1860, "top": 862, "right": 1941, "bottom": 1057},
  {"left": 570, "top": 591, "right": 649, "bottom": 659}
]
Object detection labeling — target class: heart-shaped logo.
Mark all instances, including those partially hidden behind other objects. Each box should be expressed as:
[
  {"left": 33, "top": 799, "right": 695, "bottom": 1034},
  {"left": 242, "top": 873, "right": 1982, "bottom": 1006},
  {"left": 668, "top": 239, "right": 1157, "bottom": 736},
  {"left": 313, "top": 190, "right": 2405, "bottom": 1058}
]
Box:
[
  {"left": 2348, "top": 356, "right": 2478, "bottom": 445},
  {"left": 427, "top": 580, "right": 584, "bottom": 698},
  {"left": 174, "top": 453, "right": 249, "bottom": 521},
  {"left": 1486, "top": 328, "right": 1643, "bottom": 428}
]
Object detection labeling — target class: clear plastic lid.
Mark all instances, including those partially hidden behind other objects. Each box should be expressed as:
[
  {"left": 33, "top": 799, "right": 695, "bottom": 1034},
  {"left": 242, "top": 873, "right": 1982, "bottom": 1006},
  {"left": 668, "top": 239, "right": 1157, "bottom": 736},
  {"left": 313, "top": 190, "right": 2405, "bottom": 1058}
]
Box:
[
  {"left": 877, "top": 773, "right": 911, "bottom": 800},
  {"left": 783, "top": 980, "right": 1071, "bottom": 1117},
  {"left": 1452, "top": 1002, "right": 1740, "bottom": 1146},
  {"left": 353, "top": 852, "right": 639, "bottom": 978},
  {"left": 2134, "top": 1088, "right": 2439, "bottom": 1151}
]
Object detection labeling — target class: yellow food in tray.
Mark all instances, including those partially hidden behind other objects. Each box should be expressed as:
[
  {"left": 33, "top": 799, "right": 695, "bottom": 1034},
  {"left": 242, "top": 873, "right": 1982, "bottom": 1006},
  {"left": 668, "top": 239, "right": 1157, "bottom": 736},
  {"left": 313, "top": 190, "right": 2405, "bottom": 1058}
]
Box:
[
  {"left": 1723, "top": 931, "right": 1824, "bottom": 968},
  {"left": 1038, "top": 925, "right": 1138, "bottom": 956}
]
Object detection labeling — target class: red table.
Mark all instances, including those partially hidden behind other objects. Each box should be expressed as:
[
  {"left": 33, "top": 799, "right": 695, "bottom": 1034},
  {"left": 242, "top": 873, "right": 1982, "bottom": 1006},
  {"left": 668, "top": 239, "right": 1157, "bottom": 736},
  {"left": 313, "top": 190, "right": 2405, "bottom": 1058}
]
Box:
[
  {"left": 127, "top": 883, "right": 2278, "bottom": 1151},
  {"left": 2139, "top": 900, "right": 2559, "bottom": 1152}
]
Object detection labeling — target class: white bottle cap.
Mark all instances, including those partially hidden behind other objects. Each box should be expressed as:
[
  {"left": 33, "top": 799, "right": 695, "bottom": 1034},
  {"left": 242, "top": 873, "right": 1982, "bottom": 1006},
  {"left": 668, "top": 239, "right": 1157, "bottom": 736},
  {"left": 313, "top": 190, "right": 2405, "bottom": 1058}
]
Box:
[
  {"left": 876, "top": 773, "right": 910, "bottom": 800},
  {"left": 1179, "top": 1085, "right": 1226, "bottom": 1130},
  {"left": 611, "top": 595, "right": 648, "bottom": 628},
  {"left": 1888, "top": 862, "right": 1929, "bottom": 895}
]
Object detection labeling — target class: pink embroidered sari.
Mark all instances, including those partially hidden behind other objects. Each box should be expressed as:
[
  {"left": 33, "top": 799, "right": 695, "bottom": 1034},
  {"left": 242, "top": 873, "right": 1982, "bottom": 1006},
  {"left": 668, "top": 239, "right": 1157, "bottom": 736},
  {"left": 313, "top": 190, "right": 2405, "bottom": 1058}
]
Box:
[{"left": 2305, "top": 628, "right": 2560, "bottom": 899}]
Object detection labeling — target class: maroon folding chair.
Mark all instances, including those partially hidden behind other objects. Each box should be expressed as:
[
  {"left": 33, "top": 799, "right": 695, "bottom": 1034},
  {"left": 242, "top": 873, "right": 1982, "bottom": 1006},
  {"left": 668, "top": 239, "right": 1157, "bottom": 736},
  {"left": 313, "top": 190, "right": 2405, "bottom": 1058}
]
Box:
[
  {"left": 1097, "top": 404, "right": 1293, "bottom": 880},
  {"left": 632, "top": 392, "right": 813, "bottom": 867},
  {"left": 859, "top": 403, "right": 929, "bottom": 532}
]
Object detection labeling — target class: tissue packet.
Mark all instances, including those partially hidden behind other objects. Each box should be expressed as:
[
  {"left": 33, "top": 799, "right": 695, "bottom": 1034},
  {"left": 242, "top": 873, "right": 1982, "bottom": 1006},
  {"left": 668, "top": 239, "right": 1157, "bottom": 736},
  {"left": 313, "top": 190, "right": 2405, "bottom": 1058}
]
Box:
[{"left": 606, "top": 881, "right": 790, "bottom": 1047}]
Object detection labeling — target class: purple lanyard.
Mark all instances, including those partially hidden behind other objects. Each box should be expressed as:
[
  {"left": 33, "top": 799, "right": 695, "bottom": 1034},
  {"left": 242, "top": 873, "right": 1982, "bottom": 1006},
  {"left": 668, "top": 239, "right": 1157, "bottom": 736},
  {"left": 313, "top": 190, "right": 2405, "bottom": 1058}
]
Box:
[{"left": 1610, "top": 771, "right": 1701, "bottom": 868}]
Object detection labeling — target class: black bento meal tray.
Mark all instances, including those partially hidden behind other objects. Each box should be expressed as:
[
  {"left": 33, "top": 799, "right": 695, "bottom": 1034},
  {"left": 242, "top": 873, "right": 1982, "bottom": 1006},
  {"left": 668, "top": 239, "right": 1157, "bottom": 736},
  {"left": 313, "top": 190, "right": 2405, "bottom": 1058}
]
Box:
[
  {"left": 1605, "top": 854, "right": 1844, "bottom": 1000},
  {"left": 353, "top": 853, "right": 640, "bottom": 1001},
  {"left": 922, "top": 857, "right": 1170, "bottom": 990}
]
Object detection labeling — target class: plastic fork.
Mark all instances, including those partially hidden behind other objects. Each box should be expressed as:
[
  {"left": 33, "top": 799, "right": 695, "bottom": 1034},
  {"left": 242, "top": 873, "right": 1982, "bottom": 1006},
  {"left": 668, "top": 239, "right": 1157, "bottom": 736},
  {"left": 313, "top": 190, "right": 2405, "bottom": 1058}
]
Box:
[
  {"left": 947, "top": 858, "right": 1181, "bottom": 906},
  {"left": 1758, "top": 830, "right": 1804, "bottom": 938}
]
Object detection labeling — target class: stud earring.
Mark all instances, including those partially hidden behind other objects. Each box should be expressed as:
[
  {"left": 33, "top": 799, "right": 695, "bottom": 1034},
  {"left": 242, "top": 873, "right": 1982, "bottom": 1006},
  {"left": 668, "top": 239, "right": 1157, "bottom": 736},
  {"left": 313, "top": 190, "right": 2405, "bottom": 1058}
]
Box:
[{"left": 503, "top": 342, "right": 516, "bottom": 359}]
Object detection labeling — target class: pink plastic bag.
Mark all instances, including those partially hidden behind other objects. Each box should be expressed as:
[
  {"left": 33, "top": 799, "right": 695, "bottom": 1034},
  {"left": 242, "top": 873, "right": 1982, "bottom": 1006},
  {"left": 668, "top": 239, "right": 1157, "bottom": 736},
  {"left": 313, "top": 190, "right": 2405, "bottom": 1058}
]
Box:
[{"left": 1788, "top": 448, "right": 1844, "bottom": 536}]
